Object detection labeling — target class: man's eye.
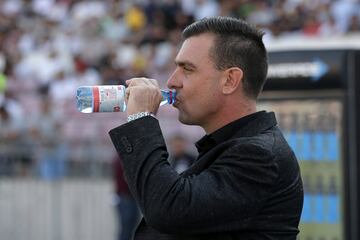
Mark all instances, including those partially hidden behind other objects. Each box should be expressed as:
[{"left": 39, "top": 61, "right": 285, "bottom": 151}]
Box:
[{"left": 183, "top": 67, "right": 192, "bottom": 72}]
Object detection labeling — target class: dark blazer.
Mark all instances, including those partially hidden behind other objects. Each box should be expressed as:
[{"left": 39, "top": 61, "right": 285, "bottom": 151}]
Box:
[{"left": 109, "top": 112, "right": 303, "bottom": 240}]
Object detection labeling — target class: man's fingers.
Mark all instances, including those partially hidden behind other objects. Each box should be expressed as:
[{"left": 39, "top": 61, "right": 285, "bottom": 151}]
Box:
[
  {"left": 125, "top": 88, "right": 131, "bottom": 104},
  {"left": 126, "top": 78, "right": 159, "bottom": 87},
  {"left": 126, "top": 78, "right": 147, "bottom": 87},
  {"left": 149, "top": 78, "right": 160, "bottom": 87}
]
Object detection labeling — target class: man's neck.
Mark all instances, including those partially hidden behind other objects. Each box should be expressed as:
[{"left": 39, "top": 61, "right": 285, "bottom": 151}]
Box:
[{"left": 203, "top": 98, "right": 257, "bottom": 134}]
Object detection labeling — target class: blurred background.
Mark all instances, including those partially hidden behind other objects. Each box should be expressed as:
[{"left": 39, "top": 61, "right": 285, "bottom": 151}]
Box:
[{"left": 0, "top": 0, "right": 360, "bottom": 240}]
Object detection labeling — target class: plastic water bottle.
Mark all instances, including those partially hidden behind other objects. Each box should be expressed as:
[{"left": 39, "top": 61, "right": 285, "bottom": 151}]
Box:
[{"left": 76, "top": 85, "right": 176, "bottom": 113}]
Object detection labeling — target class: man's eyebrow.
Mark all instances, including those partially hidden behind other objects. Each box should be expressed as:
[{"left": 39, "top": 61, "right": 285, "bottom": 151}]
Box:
[{"left": 174, "top": 60, "right": 196, "bottom": 69}]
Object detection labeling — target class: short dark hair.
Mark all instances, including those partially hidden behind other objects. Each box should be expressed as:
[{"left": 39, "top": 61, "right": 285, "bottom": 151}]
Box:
[{"left": 182, "top": 16, "right": 268, "bottom": 99}]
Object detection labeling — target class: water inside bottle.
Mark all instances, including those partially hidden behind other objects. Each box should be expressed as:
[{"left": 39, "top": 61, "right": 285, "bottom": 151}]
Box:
[
  {"left": 160, "top": 89, "right": 176, "bottom": 106},
  {"left": 80, "top": 106, "right": 93, "bottom": 113},
  {"left": 76, "top": 86, "right": 94, "bottom": 113}
]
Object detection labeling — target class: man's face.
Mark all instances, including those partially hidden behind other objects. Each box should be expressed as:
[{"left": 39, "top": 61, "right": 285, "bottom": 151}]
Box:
[{"left": 167, "top": 33, "right": 225, "bottom": 129}]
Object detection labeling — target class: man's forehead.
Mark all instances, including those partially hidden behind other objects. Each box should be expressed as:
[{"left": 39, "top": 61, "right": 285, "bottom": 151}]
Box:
[
  {"left": 181, "top": 33, "right": 214, "bottom": 50},
  {"left": 175, "top": 34, "right": 214, "bottom": 63}
]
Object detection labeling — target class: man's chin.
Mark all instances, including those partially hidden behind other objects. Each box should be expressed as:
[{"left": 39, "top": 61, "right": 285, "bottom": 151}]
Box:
[
  {"left": 178, "top": 114, "right": 196, "bottom": 126},
  {"left": 177, "top": 113, "right": 187, "bottom": 125}
]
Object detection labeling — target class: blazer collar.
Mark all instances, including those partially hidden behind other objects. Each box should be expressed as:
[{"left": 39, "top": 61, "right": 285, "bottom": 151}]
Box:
[
  {"left": 195, "top": 111, "right": 277, "bottom": 155},
  {"left": 233, "top": 111, "right": 277, "bottom": 138}
]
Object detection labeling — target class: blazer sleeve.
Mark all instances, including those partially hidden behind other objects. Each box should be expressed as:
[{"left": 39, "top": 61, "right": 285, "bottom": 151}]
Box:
[{"left": 109, "top": 116, "right": 279, "bottom": 234}]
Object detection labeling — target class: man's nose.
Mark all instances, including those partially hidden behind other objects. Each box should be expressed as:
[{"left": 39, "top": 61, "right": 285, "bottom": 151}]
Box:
[{"left": 167, "top": 68, "right": 181, "bottom": 89}]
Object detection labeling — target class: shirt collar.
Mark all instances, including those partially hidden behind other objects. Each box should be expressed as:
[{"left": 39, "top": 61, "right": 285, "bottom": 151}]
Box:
[{"left": 195, "top": 111, "right": 266, "bottom": 157}]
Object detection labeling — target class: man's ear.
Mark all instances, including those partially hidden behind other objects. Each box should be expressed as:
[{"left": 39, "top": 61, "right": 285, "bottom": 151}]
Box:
[{"left": 222, "top": 67, "right": 243, "bottom": 95}]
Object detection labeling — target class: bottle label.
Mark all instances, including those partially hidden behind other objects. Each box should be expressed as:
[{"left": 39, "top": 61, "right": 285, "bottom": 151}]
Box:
[{"left": 93, "top": 85, "right": 126, "bottom": 112}]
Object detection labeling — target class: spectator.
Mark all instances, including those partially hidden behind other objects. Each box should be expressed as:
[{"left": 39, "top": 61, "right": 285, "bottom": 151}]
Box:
[
  {"left": 0, "top": 93, "right": 30, "bottom": 176},
  {"left": 29, "top": 98, "right": 68, "bottom": 180},
  {"left": 113, "top": 155, "right": 140, "bottom": 240},
  {"left": 347, "top": 15, "right": 360, "bottom": 33},
  {"left": 319, "top": 15, "right": 342, "bottom": 36},
  {"left": 193, "top": 0, "right": 219, "bottom": 20},
  {"left": 302, "top": 14, "right": 321, "bottom": 36},
  {"left": 330, "top": 0, "right": 360, "bottom": 33},
  {"left": 168, "top": 134, "right": 195, "bottom": 174}
]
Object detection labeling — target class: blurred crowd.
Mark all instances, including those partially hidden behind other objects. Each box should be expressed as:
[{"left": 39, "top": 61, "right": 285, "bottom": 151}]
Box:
[{"left": 0, "top": 0, "right": 359, "bottom": 177}]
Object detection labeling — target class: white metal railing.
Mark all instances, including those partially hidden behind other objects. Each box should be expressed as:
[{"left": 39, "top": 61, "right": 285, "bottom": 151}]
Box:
[{"left": 0, "top": 178, "right": 116, "bottom": 240}]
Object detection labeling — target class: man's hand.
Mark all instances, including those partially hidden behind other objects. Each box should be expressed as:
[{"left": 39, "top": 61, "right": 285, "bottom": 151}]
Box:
[{"left": 125, "top": 78, "right": 162, "bottom": 116}]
